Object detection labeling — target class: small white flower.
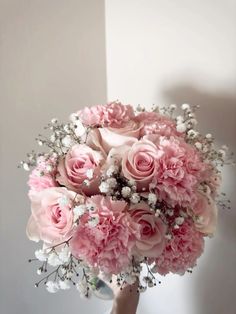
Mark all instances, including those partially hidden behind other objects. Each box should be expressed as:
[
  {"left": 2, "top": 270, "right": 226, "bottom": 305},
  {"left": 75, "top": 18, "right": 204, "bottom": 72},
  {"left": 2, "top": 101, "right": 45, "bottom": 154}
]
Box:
[
  {"left": 176, "top": 123, "right": 187, "bottom": 133},
  {"left": 99, "top": 181, "right": 110, "bottom": 193},
  {"left": 47, "top": 252, "right": 62, "bottom": 266},
  {"left": 127, "top": 179, "right": 136, "bottom": 187},
  {"left": 148, "top": 193, "right": 157, "bottom": 205},
  {"left": 174, "top": 224, "right": 180, "bottom": 229},
  {"left": 51, "top": 118, "right": 58, "bottom": 124},
  {"left": 62, "top": 135, "right": 74, "bottom": 147},
  {"left": 169, "top": 104, "right": 177, "bottom": 110},
  {"left": 58, "top": 280, "right": 70, "bottom": 290},
  {"left": 50, "top": 134, "right": 56, "bottom": 142},
  {"left": 165, "top": 234, "right": 172, "bottom": 240},
  {"left": 106, "top": 178, "right": 117, "bottom": 188},
  {"left": 73, "top": 205, "right": 86, "bottom": 220},
  {"left": 74, "top": 120, "right": 86, "bottom": 137},
  {"left": 35, "top": 249, "right": 48, "bottom": 262},
  {"left": 46, "top": 281, "right": 59, "bottom": 293},
  {"left": 187, "top": 129, "right": 199, "bottom": 138},
  {"left": 69, "top": 113, "right": 79, "bottom": 122},
  {"left": 218, "top": 149, "right": 226, "bottom": 159},
  {"left": 58, "top": 246, "right": 71, "bottom": 263},
  {"left": 23, "top": 162, "right": 30, "bottom": 171},
  {"left": 195, "top": 142, "right": 202, "bottom": 150},
  {"left": 38, "top": 140, "right": 43, "bottom": 146},
  {"left": 86, "top": 169, "right": 94, "bottom": 180},
  {"left": 106, "top": 165, "right": 119, "bottom": 177},
  {"left": 45, "top": 164, "right": 53, "bottom": 172},
  {"left": 83, "top": 179, "right": 90, "bottom": 186},
  {"left": 175, "top": 217, "right": 185, "bottom": 225},
  {"left": 155, "top": 209, "right": 161, "bottom": 217},
  {"left": 63, "top": 124, "right": 70, "bottom": 133},
  {"left": 121, "top": 186, "right": 132, "bottom": 198},
  {"left": 176, "top": 115, "right": 184, "bottom": 123},
  {"left": 205, "top": 133, "right": 212, "bottom": 139},
  {"left": 66, "top": 271, "right": 74, "bottom": 279},
  {"left": 130, "top": 193, "right": 140, "bottom": 204},
  {"left": 181, "top": 103, "right": 190, "bottom": 110},
  {"left": 88, "top": 216, "right": 99, "bottom": 228}
]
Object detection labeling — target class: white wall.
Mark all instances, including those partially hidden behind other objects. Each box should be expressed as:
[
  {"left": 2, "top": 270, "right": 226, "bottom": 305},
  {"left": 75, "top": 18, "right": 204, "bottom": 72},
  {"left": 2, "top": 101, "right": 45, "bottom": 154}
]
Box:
[
  {"left": 105, "top": 1, "right": 236, "bottom": 314},
  {"left": 0, "top": 1, "right": 110, "bottom": 314}
]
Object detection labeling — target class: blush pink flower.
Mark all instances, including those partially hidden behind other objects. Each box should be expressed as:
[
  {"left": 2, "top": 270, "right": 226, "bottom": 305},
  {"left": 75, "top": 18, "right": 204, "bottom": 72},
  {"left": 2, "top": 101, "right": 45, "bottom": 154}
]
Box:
[
  {"left": 135, "top": 112, "right": 180, "bottom": 138},
  {"left": 28, "top": 156, "right": 58, "bottom": 197},
  {"left": 103, "top": 101, "right": 135, "bottom": 127},
  {"left": 121, "top": 138, "right": 163, "bottom": 191},
  {"left": 26, "top": 187, "right": 79, "bottom": 244},
  {"left": 189, "top": 191, "right": 218, "bottom": 235},
  {"left": 57, "top": 144, "right": 104, "bottom": 195},
  {"left": 78, "top": 105, "right": 106, "bottom": 127},
  {"left": 70, "top": 196, "right": 139, "bottom": 274},
  {"left": 154, "top": 219, "right": 205, "bottom": 275},
  {"left": 130, "top": 202, "right": 167, "bottom": 258},
  {"left": 153, "top": 136, "right": 207, "bottom": 207}
]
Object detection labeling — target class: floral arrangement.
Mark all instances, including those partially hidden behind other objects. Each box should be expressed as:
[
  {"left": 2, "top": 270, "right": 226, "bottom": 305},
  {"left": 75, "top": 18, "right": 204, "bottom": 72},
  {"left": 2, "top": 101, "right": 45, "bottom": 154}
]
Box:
[{"left": 20, "top": 101, "right": 233, "bottom": 296}]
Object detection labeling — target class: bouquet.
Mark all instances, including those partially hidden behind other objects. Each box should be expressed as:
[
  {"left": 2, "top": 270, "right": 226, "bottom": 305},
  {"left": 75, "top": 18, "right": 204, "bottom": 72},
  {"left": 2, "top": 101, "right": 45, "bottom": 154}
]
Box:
[{"left": 20, "top": 101, "right": 232, "bottom": 296}]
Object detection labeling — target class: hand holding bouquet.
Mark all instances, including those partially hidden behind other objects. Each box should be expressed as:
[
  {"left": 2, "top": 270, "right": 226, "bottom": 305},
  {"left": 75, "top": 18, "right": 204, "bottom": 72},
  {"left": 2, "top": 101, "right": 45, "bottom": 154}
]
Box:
[{"left": 21, "top": 101, "right": 233, "bottom": 296}]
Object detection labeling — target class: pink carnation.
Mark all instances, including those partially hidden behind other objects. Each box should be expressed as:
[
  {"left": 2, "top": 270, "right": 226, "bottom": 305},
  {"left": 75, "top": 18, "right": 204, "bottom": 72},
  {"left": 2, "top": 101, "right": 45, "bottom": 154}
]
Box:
[
  {"left": 154, "top": 219, "right": 205, "bottom": 275},
  {"left": 153, "top": 136, "right": 207, "bottom": 207},
  {"left": 135, "top": 112, "right": 180, "bottom": 138},
  {"left": 70, "top": 196, "right": 139, "bottom": 274},
  {"left": 103, "top": 101, "right": 135, "bottom": 127},
  {"left": 78, "top": 105, "right": 106, "bottom": 127}
]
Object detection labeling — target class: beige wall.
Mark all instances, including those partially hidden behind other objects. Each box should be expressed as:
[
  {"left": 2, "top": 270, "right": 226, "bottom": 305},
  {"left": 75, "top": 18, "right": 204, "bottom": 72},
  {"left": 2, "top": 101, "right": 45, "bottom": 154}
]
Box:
[
  {"left": 105, "top": 1, "right": 236, "bottom": 314},
  {"left": 0, "top": 1, "right": 110, "bottom": 313}
]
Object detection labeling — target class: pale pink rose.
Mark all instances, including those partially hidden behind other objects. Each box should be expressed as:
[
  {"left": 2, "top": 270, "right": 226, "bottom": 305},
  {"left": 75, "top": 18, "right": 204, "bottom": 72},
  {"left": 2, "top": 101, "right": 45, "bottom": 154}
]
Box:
[
  {"left": 86, "top": 120, "right": 140, "bottom": 154},
  {"left": 70, "top": 196, "right": 139, "bottom": 274},
  {"left": 153, "top": 136, "right": 207, "bottom": 207},
  {"left": 121, "top": 138, "right": 163, "bottom": 191},
  {"left": 103, "top": 101, "right": 135, "bottom": 127},
  {"left": 190, "top": 191, "right": 218, "bottom": 235},
  {"left": 78, "top": 105, "right": 106, "bottom": 127},
  {"left": 57, "top": 144, "right": 104, "bottom": 195},
  {"left": 130, "top": 202, "right": 167, "bottom": 258},
  {"left": 26, "top": 187, "right": 79, "bottom": 244},
  {"left": 154, "top": 219, "right": 205, "bottom": 275},
  {"left": 135, "top": 112, "right": 180, "bottom": 138}
]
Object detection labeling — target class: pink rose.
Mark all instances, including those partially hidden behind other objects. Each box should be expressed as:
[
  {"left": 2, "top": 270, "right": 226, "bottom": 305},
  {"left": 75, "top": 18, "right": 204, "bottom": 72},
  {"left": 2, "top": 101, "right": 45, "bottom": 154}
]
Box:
[
  {"left": 190, "top": 191, "right": 218, "bottom": 235},
  {"left": 57, "top": 144, "right": 104, "bottom": 195},
  {"left": 26, "top": 187, "right": 79, "bottom": 244},
  {"left": 130, "top": 202, "right": 167, "bottom": 258},
  {"left": 135, "top": 112, "right": 180, "bottom": 138},
  {"left": 70, "top": 196, "right": 139, "bottom": 274},
  {"left": 86, "top": 120, "right": 141, "bottom": 154},
  {"left": 121, "top": 138, "right": 163, "bottom": 191},
  {"left": 154, "top": 219, "right": 205, "bottom": 275}
]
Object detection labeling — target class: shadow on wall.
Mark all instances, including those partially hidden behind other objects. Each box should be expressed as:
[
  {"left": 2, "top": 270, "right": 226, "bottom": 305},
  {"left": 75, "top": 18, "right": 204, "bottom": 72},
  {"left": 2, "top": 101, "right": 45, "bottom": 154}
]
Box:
[{"left": 163, "top": 84, "right": 236, "bottom": 314}]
